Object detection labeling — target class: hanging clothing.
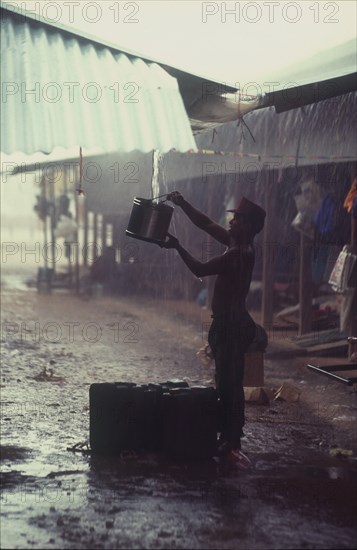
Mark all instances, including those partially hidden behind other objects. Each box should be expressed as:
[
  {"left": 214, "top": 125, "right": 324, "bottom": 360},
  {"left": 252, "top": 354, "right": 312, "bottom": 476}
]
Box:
[
  {"left": 312, "top": 194, "right": 336, "bottom": 285},
  {"left": 313, "top": 194, "right": 336, "bottom": 236},
  {"left": 343, "top": 177, "right": 357, "bottom": 213},
  {"left": 352, "top": 196, "right": 357, "bottom": 219}
]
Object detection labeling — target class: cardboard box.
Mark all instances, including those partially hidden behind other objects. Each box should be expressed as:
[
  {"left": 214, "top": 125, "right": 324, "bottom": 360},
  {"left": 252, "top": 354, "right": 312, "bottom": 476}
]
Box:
[
  {"left": 244, "top": 351, "right": 264, "bottom": 387},
  {"left": 274, "top": 382, "right": 301, "bottom": 402},
  {"left": 244, "top": 387, "right": 270, "bottom": 405}
]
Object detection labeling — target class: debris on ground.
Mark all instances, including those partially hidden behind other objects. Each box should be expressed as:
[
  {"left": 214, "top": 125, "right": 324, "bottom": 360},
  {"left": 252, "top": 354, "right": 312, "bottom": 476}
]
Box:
[
  {"left": 32, "top": 366, "right": 65, "bottom": 383},
  {"left": 329, "top": 447, "right": 354, "bottom": 458},
  {"left": 274, "top": 382, "right": 302, "bottom": 402}
]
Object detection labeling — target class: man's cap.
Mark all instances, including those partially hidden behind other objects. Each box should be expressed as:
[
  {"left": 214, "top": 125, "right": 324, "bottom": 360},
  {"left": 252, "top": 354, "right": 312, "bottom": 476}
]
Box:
[{"left": 227, "top": 197, "right": 266, "bottom": 234}]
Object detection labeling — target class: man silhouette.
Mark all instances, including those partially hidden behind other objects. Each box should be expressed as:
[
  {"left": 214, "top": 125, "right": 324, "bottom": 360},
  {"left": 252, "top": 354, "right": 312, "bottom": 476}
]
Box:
[{"left": 161, "top": 191, "right": 266, "bottom": 467}]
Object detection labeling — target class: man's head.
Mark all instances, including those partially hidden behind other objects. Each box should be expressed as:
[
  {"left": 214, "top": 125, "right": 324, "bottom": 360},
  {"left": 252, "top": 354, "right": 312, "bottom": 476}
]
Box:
[{"left": 227, "top": 197, "right": 266, "bottom": 241}]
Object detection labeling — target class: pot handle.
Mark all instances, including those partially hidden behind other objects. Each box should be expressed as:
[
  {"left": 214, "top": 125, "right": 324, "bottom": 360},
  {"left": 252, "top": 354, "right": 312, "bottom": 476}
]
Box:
[{"left": 151, "top": 193, "right": 168, "bottom": 201}]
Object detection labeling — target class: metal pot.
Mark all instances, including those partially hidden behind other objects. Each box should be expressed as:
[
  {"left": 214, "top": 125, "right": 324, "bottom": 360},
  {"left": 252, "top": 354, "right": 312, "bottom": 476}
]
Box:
[{"left": 126, "top": 197, "right": 174, "bottom": 244}]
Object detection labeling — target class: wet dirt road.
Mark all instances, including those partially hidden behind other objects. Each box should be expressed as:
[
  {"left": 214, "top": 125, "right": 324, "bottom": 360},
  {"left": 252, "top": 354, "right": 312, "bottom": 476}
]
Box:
[{"left": 1, "top": 278, "right": 357, "bottom": 549}]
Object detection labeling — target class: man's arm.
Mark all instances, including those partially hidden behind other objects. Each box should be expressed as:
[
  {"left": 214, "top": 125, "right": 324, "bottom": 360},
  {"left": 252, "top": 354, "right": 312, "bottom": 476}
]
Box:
[
  {"left": 168, "top": 192, "right": 230, "bottom": 246},
  {"left": 162, "top": 234, "right": 229, "bottom": 278}
]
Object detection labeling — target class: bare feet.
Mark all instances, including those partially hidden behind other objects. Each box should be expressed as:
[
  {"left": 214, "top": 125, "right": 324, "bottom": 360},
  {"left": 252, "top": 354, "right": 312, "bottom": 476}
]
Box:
[{"left": 228, "top": 449, "right": 252, "bottom": 469}]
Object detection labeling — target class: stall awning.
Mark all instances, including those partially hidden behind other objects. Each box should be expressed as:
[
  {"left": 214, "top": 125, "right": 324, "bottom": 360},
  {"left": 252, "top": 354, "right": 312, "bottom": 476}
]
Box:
[
  {"left": 195, "top": 92, "right": 357, "bottom": 168},
  {"left": 0, "top": 6, "right": 196, "bottom": 155}
]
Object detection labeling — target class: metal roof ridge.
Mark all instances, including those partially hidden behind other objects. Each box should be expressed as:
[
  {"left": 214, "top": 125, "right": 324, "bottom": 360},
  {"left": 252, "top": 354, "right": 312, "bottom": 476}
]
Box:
[{"left": 0, "top": 1, "right": 149, "bottom": 59}]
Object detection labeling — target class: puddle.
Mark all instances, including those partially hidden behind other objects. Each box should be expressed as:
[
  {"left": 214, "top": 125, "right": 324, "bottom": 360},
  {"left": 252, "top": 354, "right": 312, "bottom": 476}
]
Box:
[{"left": 254, "top": 460, "right": 357, "bottom": 481}]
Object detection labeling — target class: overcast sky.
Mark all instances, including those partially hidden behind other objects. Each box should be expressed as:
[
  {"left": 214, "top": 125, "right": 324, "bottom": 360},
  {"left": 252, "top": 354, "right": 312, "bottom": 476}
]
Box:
[{"left": 3, "top": 0, "right": 357, "bottom": 85}]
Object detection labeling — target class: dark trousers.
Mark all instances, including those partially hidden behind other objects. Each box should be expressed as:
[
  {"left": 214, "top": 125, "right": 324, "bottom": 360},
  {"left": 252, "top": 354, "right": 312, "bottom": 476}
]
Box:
[{"left": 208, "top": 313, "right": 256, "bottom": 449}]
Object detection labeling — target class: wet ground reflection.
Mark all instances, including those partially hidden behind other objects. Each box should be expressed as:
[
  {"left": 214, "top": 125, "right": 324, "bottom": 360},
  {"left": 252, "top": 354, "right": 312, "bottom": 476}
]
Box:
[{"left": 2, "top": 430, "right": 357, "bottom": 548}]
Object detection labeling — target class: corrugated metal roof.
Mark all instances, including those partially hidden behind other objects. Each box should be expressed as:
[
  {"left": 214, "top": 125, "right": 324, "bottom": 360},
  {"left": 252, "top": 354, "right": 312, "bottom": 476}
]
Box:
[
  {"left": 167, "top": 38, "right": 356, "bottom": 132},
  {"left": 267, "top": 39, "right": 357, "bottom": 90},
  {"left": 195, "top": 92, "right": 357, "bottom": 166},
  {"left": 1, "top": 8, "right": 196, "bottom": 155}
]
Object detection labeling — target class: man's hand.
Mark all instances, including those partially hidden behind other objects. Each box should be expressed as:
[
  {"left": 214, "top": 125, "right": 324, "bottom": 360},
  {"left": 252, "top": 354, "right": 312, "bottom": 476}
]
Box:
[
  {"left": 160, "top": 233, "right": 179, "bottom": 249},
  {"left": 167, "top": 191, "right": 184, "bottom": 206}
]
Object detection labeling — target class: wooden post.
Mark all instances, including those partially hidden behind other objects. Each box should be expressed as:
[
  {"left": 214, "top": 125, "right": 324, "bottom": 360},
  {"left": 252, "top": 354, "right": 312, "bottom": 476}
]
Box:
[
  {"left": 112, "top": 218, "right": 118, "bottom": 255},
  {"left": 349, "top": 214, "right": 357, "bottom": 355},
  {"left": 261, "top": 176, "right": 274, "bottom": 329},
  {"left": 42, "top": 177, "right": 50, "bottom": 291},
  {"left": 83, "top": 199, "right": 88, "bottom": 267},
  {"left": 74, "top": 187, "right": 80, "bottom": 294},
  {"left": 48, "top": 179, "right": 56, "bottom": 273},
  {"left": 298, "top": 232, "right": 313, "bottom": 335},
  {"left": 101, "top": 214, "right": 107, "bottom": 251},
  {"left": 93, "top": 213, "right": 98, "bottom": 259}
]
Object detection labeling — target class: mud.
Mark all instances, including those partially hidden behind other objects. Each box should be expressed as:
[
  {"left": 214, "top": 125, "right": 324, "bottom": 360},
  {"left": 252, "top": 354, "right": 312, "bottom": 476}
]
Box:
[{"left": 1, "top": 269, "right": 357, "bottom": 549}]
